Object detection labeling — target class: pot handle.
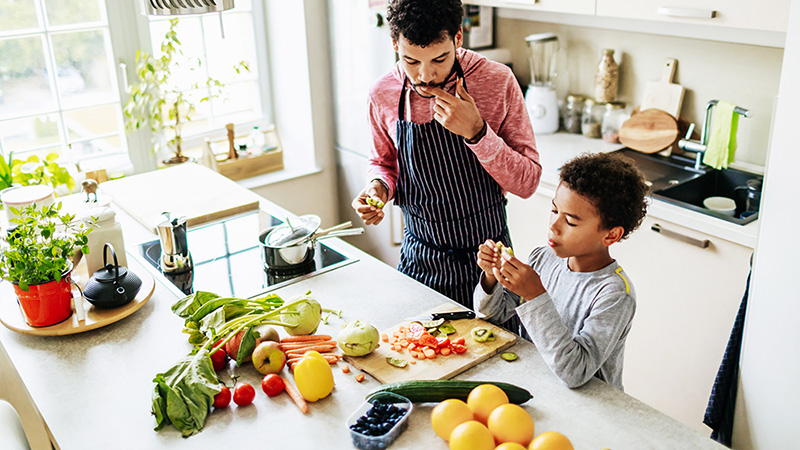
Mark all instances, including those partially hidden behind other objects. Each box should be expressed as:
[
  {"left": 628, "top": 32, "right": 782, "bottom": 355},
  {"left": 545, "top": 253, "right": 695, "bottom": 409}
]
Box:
[{"left": 102, "top": 243, "right": 128, "bottom": 302}]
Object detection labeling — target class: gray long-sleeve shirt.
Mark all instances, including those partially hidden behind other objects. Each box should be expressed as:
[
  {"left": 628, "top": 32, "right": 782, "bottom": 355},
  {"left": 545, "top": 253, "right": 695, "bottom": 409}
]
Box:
[{"left": 473, "top": 246, "right": 636, "bottom": 390}]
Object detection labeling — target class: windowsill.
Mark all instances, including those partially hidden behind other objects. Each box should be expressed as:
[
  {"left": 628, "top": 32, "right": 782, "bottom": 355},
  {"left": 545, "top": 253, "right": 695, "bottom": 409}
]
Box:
[{"left": 234, "top": 155, "right": 322, "bottom": 190}]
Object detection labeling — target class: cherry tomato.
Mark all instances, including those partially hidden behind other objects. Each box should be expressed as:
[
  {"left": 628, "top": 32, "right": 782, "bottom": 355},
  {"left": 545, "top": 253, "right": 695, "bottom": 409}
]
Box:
[
  {"left": 213, "top": 386, "right": 231, "bottom": 409},
  {"left": 211, "top": 348, "right": 228, "bottom": 372},
  {"left": 261, "top": 374, "right": 285, "bottom": 397},
  {"left": 233, "top": 383, "right": 256, "bottom": 406}
]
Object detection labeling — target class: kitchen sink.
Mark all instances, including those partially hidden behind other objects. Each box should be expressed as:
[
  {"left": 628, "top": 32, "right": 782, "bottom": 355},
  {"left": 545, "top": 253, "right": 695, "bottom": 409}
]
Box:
[{"left": 613, "top": 148, "right": 763, "bottom": 225}]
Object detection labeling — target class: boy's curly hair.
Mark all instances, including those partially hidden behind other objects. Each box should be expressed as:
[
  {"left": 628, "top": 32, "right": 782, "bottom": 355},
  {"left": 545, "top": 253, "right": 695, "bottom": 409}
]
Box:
[
  {"left": 387, "top": 0, "right": 463, "bottom": 47},
  {"left": 559, "top": 153, "right": 650, "bottom": 240}
]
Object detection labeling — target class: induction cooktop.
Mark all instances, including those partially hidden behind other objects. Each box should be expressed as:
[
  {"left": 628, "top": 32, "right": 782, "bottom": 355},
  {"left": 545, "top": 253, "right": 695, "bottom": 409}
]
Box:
[{"left": 131, "top": 210, "right": 357, "bottom": 299}]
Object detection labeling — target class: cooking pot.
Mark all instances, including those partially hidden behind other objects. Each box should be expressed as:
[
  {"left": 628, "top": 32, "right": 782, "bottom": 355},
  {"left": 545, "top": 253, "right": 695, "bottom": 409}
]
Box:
[{"left": 259, "top": 223, "right": 364, "bottom": 270}]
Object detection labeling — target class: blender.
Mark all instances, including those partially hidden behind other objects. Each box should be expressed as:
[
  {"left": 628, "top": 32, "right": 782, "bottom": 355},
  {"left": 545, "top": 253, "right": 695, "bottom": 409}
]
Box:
[{"left": 524, "top": 32, "right": 560, "bottom": 134}]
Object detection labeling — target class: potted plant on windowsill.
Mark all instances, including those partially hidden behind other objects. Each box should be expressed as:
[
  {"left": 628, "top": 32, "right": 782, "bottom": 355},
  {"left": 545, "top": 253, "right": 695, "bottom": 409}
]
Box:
[
  {"left": 122, "top": 18, "right": 249, "bottom": 165},
  {"left": 0, "top": 202, "right": 91, "bottom": 327}
]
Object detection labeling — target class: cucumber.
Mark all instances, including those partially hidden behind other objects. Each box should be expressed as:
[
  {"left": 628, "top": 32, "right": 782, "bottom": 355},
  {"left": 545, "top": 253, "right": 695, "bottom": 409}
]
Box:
[{"left": 367, "top": 380, "right": 532, "bottom": 404}]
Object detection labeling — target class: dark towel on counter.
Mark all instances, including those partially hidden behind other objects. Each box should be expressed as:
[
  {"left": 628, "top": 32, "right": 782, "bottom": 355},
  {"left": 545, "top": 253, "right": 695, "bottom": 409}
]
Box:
[{"left": 703, "top": 269, "right": 751, "bottom": 447}]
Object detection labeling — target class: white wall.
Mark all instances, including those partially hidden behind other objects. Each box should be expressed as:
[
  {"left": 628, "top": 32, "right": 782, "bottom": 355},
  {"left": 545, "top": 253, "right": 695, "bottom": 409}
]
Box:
[
  {"left": 254, "top": 0, "right": 338, "bottom": 226},
  {"left": 733, "top": 1, "right": 800, "bottom": 448},
  {"left": 494, "top": 19, "right": 784, "bottom": 167}
]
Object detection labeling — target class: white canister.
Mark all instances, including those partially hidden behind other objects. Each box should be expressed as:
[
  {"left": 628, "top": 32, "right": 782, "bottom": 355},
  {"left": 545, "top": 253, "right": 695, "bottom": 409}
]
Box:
[
  {"left": 1, "top": 185, "right": 56, "bottom": 223},
  {"left": 81, "top": 207, "right": 127, "bottom": 276}
]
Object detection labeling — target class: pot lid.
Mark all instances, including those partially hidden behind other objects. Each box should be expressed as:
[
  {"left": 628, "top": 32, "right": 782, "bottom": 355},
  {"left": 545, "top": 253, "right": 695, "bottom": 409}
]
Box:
[
  {"left": 265, "top": 214, "right": 321, "bottom": 247},
  {"left": 1, "top": 185, "right": 54, "bottom": 205}
]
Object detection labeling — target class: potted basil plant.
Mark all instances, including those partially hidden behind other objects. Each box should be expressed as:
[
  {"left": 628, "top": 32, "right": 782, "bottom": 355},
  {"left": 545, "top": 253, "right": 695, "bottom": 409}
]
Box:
[{"left": 0, "top": 202, "right": 91, "bottom": 327}]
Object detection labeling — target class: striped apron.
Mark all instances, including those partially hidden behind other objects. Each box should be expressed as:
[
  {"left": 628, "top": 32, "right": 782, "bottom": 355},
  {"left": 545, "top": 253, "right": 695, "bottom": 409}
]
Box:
[{"left": 394, "top": 59, "right": 521, "bottom": 334}]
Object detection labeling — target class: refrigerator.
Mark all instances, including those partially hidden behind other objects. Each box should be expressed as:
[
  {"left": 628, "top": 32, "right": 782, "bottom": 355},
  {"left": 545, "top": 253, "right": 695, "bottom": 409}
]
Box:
[{"left": 328, "top": 0, "right": 403, "bottom": 267}]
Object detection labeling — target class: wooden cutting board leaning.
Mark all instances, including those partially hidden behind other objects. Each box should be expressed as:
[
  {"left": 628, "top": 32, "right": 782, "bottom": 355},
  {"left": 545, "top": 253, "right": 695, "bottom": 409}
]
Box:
[
  {"left": 100, "top": 163, "right": 261, "bottom": 232},
  {"left": 619, "top": 108, "right": 680, "bottom": 154},
  {"left": 640, "top": 58, "right": 685, "bottom": 118},
  {"left": 344, "top": 304, "right": 518, "bottom": 384}
]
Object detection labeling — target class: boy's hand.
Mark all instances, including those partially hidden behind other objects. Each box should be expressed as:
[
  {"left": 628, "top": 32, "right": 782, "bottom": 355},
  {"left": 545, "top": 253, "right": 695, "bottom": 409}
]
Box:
[
  {"left": 477, "top": 239, "right": 500, "bottom": 291},
  {"left": 492, "top": 251, "right": 546, "bottom": 301},
  {"left": 352, "top": 180, "right": 388, "bottom": 226}
]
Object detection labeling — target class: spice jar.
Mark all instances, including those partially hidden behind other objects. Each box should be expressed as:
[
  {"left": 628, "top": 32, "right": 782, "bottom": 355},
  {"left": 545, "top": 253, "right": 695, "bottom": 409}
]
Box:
[
  {"left": 581, "top": 99, "right": 604, "bottom": 139},
  {"left": 601, "top": 101, "right": 627, "bottom": 143},
  {"left": 81, "top": 207, "right": 127, "bottom": 276},
  {"left": 594, "top": 49, "right": 619, "bottom": 103},
  {"left": 561, "top": 94, "right": 586, "bottom": 134}
]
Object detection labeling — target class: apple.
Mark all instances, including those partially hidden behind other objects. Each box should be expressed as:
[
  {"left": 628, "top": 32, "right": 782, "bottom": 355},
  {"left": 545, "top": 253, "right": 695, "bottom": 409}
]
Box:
[{"left": 252, "top": 341, "right": 287, "bottom": 375}]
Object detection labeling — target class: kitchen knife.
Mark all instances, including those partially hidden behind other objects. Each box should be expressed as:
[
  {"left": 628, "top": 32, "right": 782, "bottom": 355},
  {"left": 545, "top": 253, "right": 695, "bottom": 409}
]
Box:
[{"left": 405, "top": 310, "right": 476, "bottom": 322}]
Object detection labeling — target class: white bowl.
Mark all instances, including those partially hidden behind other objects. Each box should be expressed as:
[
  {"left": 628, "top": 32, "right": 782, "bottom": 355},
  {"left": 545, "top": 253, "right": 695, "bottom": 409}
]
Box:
[{"left": 703, "top": 196, "right": 737, "bottom": 217}]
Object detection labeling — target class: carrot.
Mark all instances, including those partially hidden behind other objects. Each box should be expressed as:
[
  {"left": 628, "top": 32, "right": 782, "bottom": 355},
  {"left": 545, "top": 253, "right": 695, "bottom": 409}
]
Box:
[
  {"left": 381, "top": 333, "right": 389, "bottom": 342},
  {"left": 399, "top": 339, "right": 409, "bottom": 348},
  {"left": 409, "top": 360, "right": 416, "bottom": 364},
  {"left": 280, "top": 340, "right": 338, "bottom": 350},
  {"left": 284, "top": 344, "right": 338, "bottom": 355},
  {"left": 355, "top": 374, "right": 365, "bottom": 382},
  {"left": 281, "top": 377, "right": 309, "bottom": 414},
  {"left": 423, "top": 348, "right": 436, "bottom": 359},
  {"left": 341, "top": 364, "right": 350, "bottom": 374},
  {"left": 280, "top": 334, "right": 332, "bottom": 343},
  {"left": 440, "top": 347, "right": 451, "bottom": 356}
]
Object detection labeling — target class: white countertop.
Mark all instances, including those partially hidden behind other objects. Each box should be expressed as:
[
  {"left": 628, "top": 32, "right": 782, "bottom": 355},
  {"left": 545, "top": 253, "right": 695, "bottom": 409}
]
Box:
[
  {"left": 0, "top": 167, "right": 726, "bottom": 449},
  {"left": 535, "top": 133, "right": 760, "bottom": 248}
]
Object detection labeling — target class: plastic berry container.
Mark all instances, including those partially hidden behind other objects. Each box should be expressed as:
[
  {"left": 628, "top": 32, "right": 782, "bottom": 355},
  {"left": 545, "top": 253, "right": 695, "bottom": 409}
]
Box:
[{"left": 346, "top": 392, "right": 413, "bottom": 450}]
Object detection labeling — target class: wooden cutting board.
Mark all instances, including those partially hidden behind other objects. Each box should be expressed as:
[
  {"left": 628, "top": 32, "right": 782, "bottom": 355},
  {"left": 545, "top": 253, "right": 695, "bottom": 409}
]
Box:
[
  {"left": 344, "top": 304, "right": 518, "bottom": 384},
  {"left": 641, "top": 58, "right": 685, "bottom": 118},
  {"left": 619, "top": 108, "right": 679, "bottom": 154},
  {"left": 100, "top": 163, "right": 261, "bottom": 232}
]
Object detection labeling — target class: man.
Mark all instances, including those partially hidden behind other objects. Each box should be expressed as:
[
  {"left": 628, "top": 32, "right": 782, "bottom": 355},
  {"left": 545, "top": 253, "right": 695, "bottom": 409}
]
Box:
[{"left": 352, "top": 0, "right": 541, "bottom": 324}]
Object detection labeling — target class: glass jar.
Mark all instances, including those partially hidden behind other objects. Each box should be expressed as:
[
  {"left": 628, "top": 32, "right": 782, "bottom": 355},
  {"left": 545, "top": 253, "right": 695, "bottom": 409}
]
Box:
[
  {"left": 581, "top": 99, "right": 604, "bottom": 139},
  {"left": 594, "top": 49, "right": 619, "bottom": 103},
  {"left": 601, "top": 101, "right": 627, "bottom": 143},
  {"left": 561, "top": 94, "right": 585, "bottom": 134}
]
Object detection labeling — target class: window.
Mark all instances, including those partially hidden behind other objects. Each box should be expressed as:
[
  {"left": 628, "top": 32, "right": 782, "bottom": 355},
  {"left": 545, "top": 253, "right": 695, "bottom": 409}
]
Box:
[{"left": 0, "top": 0, "right": 270, "bottom": 174}]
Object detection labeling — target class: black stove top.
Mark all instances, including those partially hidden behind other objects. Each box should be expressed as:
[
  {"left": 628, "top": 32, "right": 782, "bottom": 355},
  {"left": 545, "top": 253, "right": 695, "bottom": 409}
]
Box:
[{"left": 132, "top": 210, "right": 355, "bottom": 299}]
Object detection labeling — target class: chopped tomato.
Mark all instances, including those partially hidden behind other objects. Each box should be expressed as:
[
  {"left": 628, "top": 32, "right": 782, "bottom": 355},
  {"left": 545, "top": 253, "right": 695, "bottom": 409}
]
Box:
[
  {"left": 417, "top": 334, "right": 439, "bottom": 349},
  {"left": 453, "top": 337, "right": 466, "bottom": 346},
  {"left": 436, "top": 337, "right": 451, "bottom": 349},
  {"left": 451, "top": 343, "right": 468, "bottom": 354}
]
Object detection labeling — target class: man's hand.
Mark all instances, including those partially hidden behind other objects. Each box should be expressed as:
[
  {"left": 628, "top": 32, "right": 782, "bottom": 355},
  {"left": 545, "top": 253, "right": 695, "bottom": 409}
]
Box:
[
  {"left": 352, "top": 180, "right": 388, "bottom": 226},
  {"left": 492, "top": 251, "right": 546, "bottom": 301},
  {"left": 476, "top": 239, "right": 500, "bottom": 292},
  {"left": 418, "top": 78, "right": 484, "bottom": 140}
]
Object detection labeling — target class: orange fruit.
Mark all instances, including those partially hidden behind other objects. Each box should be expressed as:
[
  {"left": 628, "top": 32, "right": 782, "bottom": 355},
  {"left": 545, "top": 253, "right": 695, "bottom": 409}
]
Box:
[
  {"left": 529, "top": 431, "right": 574, "bottom": 450},
  {"left": 431, "top": 399, "right": 474, "bottom": 440},
  {"left": 487, "top": 403, "right": 535, "bottom": 446},
  {"left": 449, "top": 420, "right": 495, "bottom": 450},
  {"left": 467, "top": 384, "right": 509, "bottom": 424},
  {"left": 496, "top": 443, "right": 528, "bottom": 450}
]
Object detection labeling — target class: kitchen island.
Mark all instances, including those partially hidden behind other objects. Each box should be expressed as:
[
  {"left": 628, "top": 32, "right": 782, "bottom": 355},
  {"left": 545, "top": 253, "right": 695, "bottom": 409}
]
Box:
[{"left": 0, "top": 166, "right": 724, "bottom": 449}]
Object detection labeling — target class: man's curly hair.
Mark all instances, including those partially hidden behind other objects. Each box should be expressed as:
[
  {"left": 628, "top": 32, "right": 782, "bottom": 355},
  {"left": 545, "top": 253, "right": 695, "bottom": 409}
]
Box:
[
  {"left": 559, "top": 153, "right": 650, "bottom": 240},
  {"left": 387, "top": 0, "right": 463, "bottom": 47}
]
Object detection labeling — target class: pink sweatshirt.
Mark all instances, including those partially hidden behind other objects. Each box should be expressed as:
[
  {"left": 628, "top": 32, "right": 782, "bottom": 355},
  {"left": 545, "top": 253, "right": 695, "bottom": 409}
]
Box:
[{"left": 368, "top": 48, "right": 541, "bottom": 201}]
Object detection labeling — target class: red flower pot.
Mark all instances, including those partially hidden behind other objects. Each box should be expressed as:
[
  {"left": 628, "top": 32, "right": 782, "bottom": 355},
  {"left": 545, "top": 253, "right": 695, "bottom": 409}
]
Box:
[{"left": 14, "top": 270, "right": 73, "bottom": 327}]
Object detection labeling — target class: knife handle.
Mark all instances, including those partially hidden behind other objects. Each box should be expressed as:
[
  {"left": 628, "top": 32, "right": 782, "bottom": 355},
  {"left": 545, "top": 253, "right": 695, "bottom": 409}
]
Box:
[{"left": 432, "top": 311, "right": 476, "bottom": 321}]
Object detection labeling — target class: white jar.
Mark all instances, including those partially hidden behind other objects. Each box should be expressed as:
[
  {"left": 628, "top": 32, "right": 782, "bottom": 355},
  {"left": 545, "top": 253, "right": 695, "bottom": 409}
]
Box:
[
  {"left": 1, "top": 185, "right": 55, "bottom": 223},
  {"left": 81, "top": 207, "right": 127, "bottom": 276}
]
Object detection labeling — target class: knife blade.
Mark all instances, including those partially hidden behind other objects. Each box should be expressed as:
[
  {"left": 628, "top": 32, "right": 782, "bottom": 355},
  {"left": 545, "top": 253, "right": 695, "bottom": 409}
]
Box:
[{"left": 405, "top": 310, "right": 476, "bottom": 322}]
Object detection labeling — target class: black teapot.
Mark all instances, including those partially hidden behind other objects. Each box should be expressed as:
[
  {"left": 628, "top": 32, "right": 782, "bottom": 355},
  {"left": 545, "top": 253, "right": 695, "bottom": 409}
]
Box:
[{"left": 83, "top": 243, "right": 142, "bottom": 309}]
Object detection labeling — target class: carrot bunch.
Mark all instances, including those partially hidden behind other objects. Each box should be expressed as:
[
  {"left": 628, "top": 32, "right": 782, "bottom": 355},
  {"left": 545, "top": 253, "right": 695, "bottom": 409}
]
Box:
[{"left": 279, "top": 334, "right": 343, "bottom": 370}]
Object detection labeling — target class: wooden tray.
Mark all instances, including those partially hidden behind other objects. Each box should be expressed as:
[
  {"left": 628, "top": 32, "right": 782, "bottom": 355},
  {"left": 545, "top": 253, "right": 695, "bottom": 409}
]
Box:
[
  {"left": 0, "top": 260, "right": 155, "bottom": 336},
  {"left": 344, "top": 304, "right": 518, "bottom": 384}
]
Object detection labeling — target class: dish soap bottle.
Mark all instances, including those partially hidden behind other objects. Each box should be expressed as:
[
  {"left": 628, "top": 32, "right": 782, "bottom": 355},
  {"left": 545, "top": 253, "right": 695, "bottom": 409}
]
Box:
[
  {"left": 81, "top": 207, "right": 127, "bottom": 276},
  {"left": 248, "top": 126, "right": 265, "bottom": 153},
  {"left": 594, "top": 49, "right": 619, "bottom": 103}
]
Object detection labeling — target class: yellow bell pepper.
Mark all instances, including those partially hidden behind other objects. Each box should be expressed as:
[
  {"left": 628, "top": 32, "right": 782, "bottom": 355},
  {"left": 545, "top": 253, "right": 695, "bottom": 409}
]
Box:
[{"left": 293, "top": 351, "right": 334, "bottom": 402}]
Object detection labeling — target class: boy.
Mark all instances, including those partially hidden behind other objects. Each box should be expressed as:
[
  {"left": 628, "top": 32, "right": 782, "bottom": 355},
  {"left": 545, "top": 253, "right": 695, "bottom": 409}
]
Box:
[{"left": 473, "top": 152, "right": 649, "bottom": 390}]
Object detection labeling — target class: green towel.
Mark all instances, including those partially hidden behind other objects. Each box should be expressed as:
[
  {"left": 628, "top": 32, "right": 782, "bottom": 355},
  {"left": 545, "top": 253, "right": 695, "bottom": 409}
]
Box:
[{"left": 703, "top": 101, "right": 739, "bottom": 170}]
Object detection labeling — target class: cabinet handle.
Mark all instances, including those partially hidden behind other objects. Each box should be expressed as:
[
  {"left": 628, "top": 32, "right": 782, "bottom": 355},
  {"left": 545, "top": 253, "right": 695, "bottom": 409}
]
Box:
[
  {"left": 657, "top": 6, "right": 717, "bottom": 19},
  {"left": 651, "top": 223, "right": 710, "bottom": 249}
]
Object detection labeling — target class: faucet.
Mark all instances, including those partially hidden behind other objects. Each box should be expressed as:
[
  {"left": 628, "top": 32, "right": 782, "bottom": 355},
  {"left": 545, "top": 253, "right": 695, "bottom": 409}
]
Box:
[{"left": 677, "top": 100, "right": 751, "bottom": 170}]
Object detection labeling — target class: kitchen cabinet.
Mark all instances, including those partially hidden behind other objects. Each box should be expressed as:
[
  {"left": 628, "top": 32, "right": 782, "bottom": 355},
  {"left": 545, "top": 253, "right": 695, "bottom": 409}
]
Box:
[
  {"left": 613, "top": 215, "right": 752, "bottom": 432},
  {"left": 506, "top": 186, "right": 753, "bottom": 432},
  {"left": 472, "top": 0, "right": 595, "bottom": 16},
  {"left": 596, "top": 0, "right": 791, "bottom": 33}
]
